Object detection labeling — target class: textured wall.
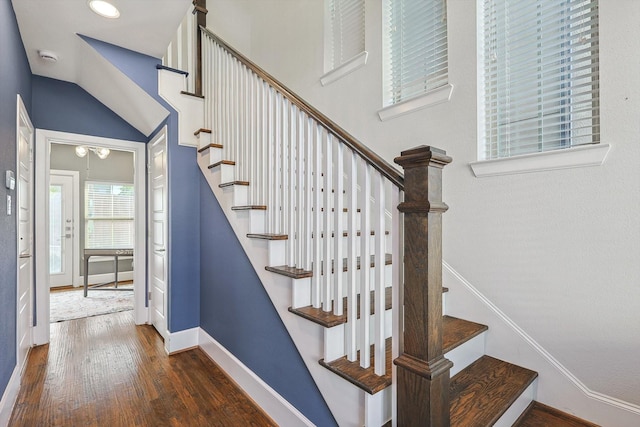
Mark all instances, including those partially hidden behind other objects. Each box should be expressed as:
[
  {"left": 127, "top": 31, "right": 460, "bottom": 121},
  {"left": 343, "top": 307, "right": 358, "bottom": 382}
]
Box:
[
  {"left": 84, "top": 36, "right": 201, "bottom": 332},
  {"left": 199, "top": 174, "right": 337, "bottom": 426},
  {"left": 207, "top": 0, "right": 640, "bottom": 410},
  {"left": 0, "top": 0, "right": 32, "bottom": 403}
]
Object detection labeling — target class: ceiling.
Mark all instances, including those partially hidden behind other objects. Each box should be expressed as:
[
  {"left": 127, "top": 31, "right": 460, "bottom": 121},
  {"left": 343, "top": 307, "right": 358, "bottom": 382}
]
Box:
[
  {"left": 12, "top": 0, "right": 192, "bottom": 84},
  {"left": 12, "top": 0, "right": 192, "bottom": 136}
]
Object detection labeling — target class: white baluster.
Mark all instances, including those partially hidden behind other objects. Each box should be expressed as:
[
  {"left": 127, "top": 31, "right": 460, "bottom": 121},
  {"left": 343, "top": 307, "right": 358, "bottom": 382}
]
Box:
[
  {"left": 346, "top": 150, "right": 358, "bottom": 361},
  {"left": 333, "top": 137, "right": 344, "bottom": 315},
  {"left": 312, "top": 123, "right": 322, "bottom": 307},
  {"left": 359, "top": 161, "right": 371, "bottom": 368},
  {"left": 373, "top": 171, "right": 386, "bottom": 376},
  {"left": 322, "top": 130, "right": 332, "bottom": 312}
]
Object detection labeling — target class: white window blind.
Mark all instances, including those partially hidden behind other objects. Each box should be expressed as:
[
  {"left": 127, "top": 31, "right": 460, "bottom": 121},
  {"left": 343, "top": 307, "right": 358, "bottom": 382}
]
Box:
[
  {"left": 384, "top": 0, "right": 449, "bottom": 106},
  {"left": 85, "top": 182, "right": 134, "bottom": 249},
  {"left": 480, "top": 0, "right": 600, "bottom": 160},
  {"left": 327, "top": 0, "right": 366, "bottom": 70}
]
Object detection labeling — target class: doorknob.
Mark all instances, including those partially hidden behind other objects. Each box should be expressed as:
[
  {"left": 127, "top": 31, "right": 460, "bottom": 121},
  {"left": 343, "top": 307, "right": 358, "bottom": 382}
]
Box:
[{"left": 157, "top": 248, "right": 166, "bottom": 252}]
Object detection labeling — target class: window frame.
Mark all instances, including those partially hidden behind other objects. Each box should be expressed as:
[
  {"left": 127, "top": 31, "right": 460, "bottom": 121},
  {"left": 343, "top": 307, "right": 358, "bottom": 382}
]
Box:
[{"left": 84, "top": 180, "right": 135, "bottom": 249}]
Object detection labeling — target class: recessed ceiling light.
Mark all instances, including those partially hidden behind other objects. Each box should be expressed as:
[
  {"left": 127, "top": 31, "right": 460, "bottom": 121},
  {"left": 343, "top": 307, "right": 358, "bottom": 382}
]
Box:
[{"left": 88, "top": 0, "right": 120, "bottom": 19}]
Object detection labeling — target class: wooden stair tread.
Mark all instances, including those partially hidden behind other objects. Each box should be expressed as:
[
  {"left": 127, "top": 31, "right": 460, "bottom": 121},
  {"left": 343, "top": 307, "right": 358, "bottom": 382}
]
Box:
[
  {"left": 197, "top": 143, "right": 223, "bottom": 153},
  {"left": 194, "top": 128, "right": 212, "bottom": 136},
  {"left": 180, "top": 90, "right": 204, "bottom": 99},
  {"left": 208, "top": 160, "right": 235, "bottom": 168},
  {"left": 219, "top": 181, "right": 249, "bottom": 188},
  {"left": 231, "top": 205, "right": 266, "bottom": 211},
  {"left": 319, "top": 338, "right": 392, "bottom": 395},
  {"left": 450, "top": 355, "right": 538, "bottom": 427},
  {"left": 513, "top": 401, "right": 600, "bottom": 427},
  {"left": 442, "top": 315, "right": 488, "bottom": 354},
  {"left": 247, "top": 233, "right": 288, "bottom": 240},
  {"left": 266, "top": 254, "right": 392, "bottom": 279},
  {"left": 288, "top": 287, "right": 392, "bottom": 328}
]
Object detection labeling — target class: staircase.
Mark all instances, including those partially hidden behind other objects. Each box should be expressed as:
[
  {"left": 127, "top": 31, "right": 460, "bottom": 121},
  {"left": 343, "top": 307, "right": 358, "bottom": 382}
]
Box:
[{"left": 161, "top": 7, "right": 600, "bottom": 426}]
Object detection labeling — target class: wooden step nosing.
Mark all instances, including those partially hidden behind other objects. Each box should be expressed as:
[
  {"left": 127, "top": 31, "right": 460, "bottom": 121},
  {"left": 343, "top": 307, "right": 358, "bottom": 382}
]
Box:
[
  {"left": 197, "top": 143, "right": 223, "bottom": 153},
  {"left": 319, "top": 358, "right": 390, "bottom": 395},
  {"left": 265, "top": 265, "right": 311, "bottom": 279},
  {"left": 231, "top": 205, "right": 267, "bottom": 211},
  {"left": 180, "top": 90, "right": 205, "bottom": 99},
  {"left": 219, "top": 181, "right": 250, "bottom": 188},
  {"left": 442, "top": 315, "right": 489, "bottom": 354},
  {"left": 247, "top": 233, "right": 288, "bottom": 241},
  {"left": 208, "top": 160, "right": 235, "bottom": 169},
  {"left": 194, "top": 128, "right": 212, "bottom": 136}
]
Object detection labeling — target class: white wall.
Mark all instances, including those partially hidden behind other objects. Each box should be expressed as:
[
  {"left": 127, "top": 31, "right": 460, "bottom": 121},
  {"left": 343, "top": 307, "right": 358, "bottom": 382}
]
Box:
[{"left": 207, "top": 0, "right": 640, "bottom": 413}]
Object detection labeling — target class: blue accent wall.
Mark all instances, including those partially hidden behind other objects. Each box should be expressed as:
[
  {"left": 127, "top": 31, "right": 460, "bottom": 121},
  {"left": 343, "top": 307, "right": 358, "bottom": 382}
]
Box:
[
  {"left": 84, "top": 36, "right": 201, "bottom": 331},
  {"left": 32, "top": 76, "right": 146, "bottom": 142},
  {"left": 199, "top": 175, "right": 337, "bottom": 427},
  {"left": 0, "top": 0, "right": 32, "bottom": 402}
]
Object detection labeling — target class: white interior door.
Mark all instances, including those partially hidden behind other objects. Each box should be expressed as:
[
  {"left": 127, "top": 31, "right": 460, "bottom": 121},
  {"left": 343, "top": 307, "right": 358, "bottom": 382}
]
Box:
[
  {"left": 148, "top": 129, "right": 168, "bottom": 341},
  {"left": 49, "top": 173, "right": 76, "bottom": 287},
  {"left": 17, "top": 95, "right": 34, "bottom": 371}
]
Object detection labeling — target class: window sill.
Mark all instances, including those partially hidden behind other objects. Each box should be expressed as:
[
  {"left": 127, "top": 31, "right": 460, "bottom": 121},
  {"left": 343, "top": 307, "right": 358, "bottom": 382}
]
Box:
[
  {"left": 378, "top": 84, "right": 453, "bottom": 121},
  {"left": 469, "top": 144, "right": 611, "bottom": 178},
  {"left": 320, "top": 51, "right": 368, "bottom": 87}
]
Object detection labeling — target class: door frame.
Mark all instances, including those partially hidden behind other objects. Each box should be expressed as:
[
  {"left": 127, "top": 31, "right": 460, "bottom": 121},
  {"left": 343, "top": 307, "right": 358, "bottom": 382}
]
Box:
[
  {"left": 34, "top": 129, "right": 147, "bottom": 345},
  {"left": 147, "top": 126, "right": 169, "bottom": 344},
  {"left": 16, "top": 94, "right": 34, "bottom": 370},
  {"left": 48, "top": 170, "right": 80, "bottom": 288}
]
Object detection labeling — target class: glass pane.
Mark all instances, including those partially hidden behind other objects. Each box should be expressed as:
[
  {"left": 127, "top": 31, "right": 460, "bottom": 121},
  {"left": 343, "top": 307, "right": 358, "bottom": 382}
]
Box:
[{"left": 49, "top": 185, "right": 63, "bottom": 274}]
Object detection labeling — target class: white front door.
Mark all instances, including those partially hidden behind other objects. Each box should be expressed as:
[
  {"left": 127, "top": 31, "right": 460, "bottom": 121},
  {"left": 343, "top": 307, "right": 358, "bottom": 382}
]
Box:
[
  {"left": 148, "top": 128, "right": 168, "bottom": 341},
  {"left": 17, "top": 95, "right": 34, "bottom": 370},
  {"left": 49, "top": 173, "right": 76, "bottom": 287}
]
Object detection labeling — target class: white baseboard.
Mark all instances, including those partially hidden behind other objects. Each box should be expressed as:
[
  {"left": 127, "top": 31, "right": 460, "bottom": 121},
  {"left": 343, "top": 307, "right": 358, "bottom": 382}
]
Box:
[
  {"left": 166, "top": 327, "right": 199, "bottom": 354},
  {"left": 443, "top": 261, "right": 640, "bottom": 427},
  {"left": 198, "top": 329, "right": 314, "bottom": 427},
  {"left": 0, "top": 367, "right": 20, "bottom": 427}
]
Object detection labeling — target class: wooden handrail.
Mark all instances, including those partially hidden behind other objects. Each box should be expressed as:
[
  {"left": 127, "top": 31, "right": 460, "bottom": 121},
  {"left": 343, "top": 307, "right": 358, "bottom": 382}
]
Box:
[
  {"left": 193, "top": 0, "right": 207, "bottom": 97},
  {"left": 200, "top": 26, "right": 404, "bottom": 190}
]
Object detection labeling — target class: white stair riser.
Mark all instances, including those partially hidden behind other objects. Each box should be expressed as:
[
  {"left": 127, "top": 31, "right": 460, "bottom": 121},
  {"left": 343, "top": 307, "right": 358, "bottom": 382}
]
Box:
[
  {"left": 365, "top": 387, "right": 391, "bottom": 427},
  {"left": 445, "top": 332, "right": 486, "bottom": 377},
  {"left": 196, "top": 131, "right": 212, "bottom": 149},
  {"left": 493, "top": 379, "right": 537, "bottom": 427},
  {"left": 206, "top": 146, "right": 222, "bottom": 165}
]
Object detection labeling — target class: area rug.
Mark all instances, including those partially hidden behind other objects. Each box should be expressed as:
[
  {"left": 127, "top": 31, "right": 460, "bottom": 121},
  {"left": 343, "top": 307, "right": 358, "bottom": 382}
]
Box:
[{"left": 50, "top": 285, "right": 134, "bottom": 323}]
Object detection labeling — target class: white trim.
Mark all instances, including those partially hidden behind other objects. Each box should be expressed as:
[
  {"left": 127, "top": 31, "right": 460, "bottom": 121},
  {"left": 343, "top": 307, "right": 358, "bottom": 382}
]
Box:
[
  {"left": 0, "top": 366, "right": 20, "bottom": 427},
  {"left": 166, "top": 327, "right": 199, "bottom": 354},
  {"left": 198, "top": 329, "right": 315, "bottom": 427},
  {"left": 34, "top": 130, "right": 148, "bottom": 345},
  {"left": 158, "top": 69, "right": 203, "bottom": 147},
  {"left": 470, "top": 144, "right": 611, "bottom": 177},
  {"left": 378, "top": 84, "right": 453, "bottom": 121},
  {"left": 320, "top": 51, "right": 368, "bottom": 86},
  {"left": 443, "top": 261, "right": 640, "bottom": 420}
]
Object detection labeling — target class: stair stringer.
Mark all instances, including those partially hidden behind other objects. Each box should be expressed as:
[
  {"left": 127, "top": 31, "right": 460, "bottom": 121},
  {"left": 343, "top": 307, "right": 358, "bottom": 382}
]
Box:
[
  {"left": 443, "top": 262, "right": 640, "bottom": 427},
  {"left": 197, "top": 152, "right": 368, "bottom": 427}
]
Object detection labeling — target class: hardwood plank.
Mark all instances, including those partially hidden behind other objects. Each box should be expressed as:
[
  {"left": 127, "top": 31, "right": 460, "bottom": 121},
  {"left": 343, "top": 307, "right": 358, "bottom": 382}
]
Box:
[
  {"left": 198, "top": 143, "right": 223, "bottom": 153},
  {"left": 266, "top": 253, "right": 392, "bottom": 279},
  {"left": 247, "top": 233, "right": 288, "bottom": 240},
  {"left": 513, "top": 401, "right": 600, "bottom": 427},
  {"left": 219, "top": 180, "right": 249, "bottom": 188},
  {"left": 208, "top": 160, "right": 235, "bottom": 169},
  {"left": 9, "top": 311, "right": 276, "bottom": 427},
  {"left": 231, "top": 205, "right": 267, "bottom": 211},
  {"left": 449, "top": 355, "right": 538, "bottom": 427}
]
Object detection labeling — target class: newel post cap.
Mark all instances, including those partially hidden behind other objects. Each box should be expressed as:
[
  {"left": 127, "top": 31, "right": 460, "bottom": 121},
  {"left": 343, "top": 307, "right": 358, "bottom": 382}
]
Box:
[{"left": 394, "top": 145, "right": 452, "bottom": 169}]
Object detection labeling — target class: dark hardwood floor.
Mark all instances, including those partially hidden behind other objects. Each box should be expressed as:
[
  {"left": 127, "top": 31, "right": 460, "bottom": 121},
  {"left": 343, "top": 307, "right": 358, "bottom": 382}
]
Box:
[{"left": 9, "top": 311, "right": 276, "bottom": 427}]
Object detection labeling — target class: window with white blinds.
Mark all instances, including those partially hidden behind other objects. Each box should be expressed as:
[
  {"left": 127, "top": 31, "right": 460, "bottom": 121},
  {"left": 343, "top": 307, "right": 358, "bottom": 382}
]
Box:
[
  {"left": 480, "top": 0, "right": 600, "bottom": 160},
  {"left": 85, "top": 182, "right": 134, "bottom": 249},
  {"left": 383, "top": 0, "right": 449, "bottom": 106},
  {"left": 326, "top": 0, "right": 366, "bottom": 71}
]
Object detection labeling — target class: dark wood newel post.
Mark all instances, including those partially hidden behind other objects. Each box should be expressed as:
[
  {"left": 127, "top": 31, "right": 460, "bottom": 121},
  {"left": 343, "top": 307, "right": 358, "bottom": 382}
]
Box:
[
  {"left": 393, "top": 146, "right": 453, "bottom": 426},
  {"left": 193, "top": 0, "right": 207, "bottom": 97}
]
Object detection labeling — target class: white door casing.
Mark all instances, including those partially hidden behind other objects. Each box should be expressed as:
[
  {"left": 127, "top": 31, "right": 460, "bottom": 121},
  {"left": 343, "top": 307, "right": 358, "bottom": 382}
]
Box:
[
  {"left": 34, "top": 130, "right": 148, "bottom": 345},
  {"left": 16, "top": 95, "right": 34, "bottom": 371},
  {"left": 49, "top": 171, "right": 79, "bottom": 288},
  {"left": 148, "top": 127, "right": 169, "bottom": 345}
]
